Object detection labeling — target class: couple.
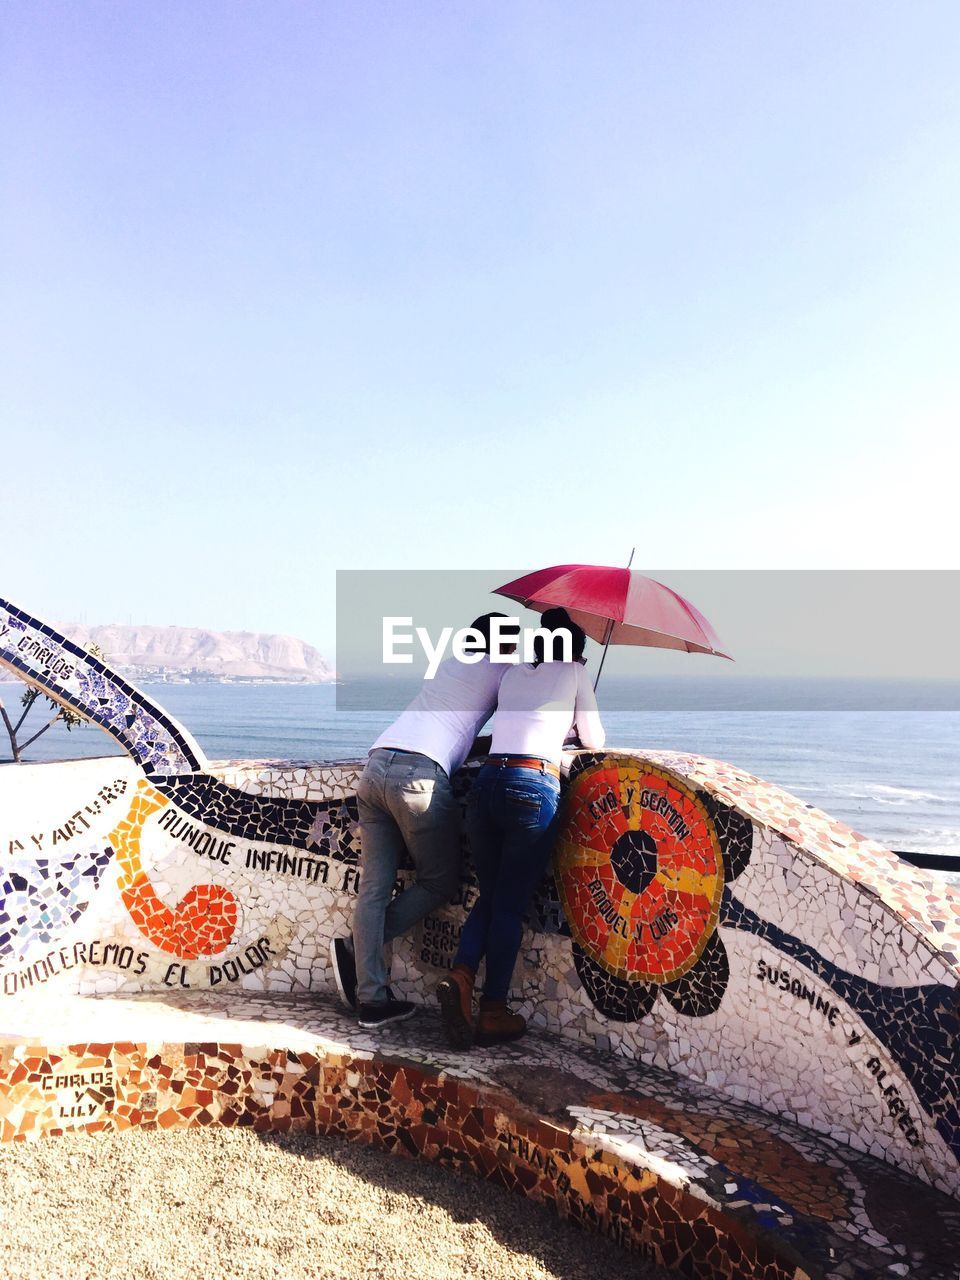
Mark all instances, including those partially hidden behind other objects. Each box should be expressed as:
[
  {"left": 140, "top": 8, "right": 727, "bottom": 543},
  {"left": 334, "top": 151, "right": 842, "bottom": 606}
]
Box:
[{"left": 329, "top": 606, "right": 605, "bottom": 1049}]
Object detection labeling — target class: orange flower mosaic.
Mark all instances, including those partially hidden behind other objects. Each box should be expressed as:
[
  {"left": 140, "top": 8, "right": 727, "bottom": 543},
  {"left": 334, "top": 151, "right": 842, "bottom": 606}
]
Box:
[{"left": 109, "top": 781, "right": 238, "bottom": 959}]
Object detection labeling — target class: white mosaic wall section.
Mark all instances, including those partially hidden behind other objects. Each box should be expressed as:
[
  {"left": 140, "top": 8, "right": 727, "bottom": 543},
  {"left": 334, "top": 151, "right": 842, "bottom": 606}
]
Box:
[
  {"left": 211, "top": 759, "right": 364, "bottom": 802},
  {"left": 0, "top": 752, "right": 957, "bottom": 1200},
  {"left": 731, "top": 832, "right": 956, "bottom": 989}
]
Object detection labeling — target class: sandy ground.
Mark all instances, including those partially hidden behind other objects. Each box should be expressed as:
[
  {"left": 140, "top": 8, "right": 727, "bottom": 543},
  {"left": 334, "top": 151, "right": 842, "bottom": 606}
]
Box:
[{"left": 0, "top": 1127, "right": 673, "bottom": 1280}]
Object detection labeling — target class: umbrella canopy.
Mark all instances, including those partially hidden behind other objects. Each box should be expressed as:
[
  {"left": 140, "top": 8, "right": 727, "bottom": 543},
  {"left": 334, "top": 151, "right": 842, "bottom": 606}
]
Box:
[{"left": 494, "top": 564, "right": 732, "bottom": 660}]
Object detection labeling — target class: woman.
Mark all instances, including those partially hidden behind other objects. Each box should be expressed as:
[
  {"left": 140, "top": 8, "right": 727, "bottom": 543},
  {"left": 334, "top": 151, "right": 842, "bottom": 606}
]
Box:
[{"left": 437, "top": 607, "right": 605, "bottom": 1048}]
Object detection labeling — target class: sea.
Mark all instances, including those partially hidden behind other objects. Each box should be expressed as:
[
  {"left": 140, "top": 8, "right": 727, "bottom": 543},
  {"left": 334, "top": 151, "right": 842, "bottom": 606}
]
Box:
[{"left": 4, "top": 676, "right": 958, "bottom": 878}]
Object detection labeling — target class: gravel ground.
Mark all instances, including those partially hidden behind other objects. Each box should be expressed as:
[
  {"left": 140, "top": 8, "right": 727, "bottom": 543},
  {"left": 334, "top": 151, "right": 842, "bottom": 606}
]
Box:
[{"left": 0, "top": 1127, "right": 673, "bottom": 1280}]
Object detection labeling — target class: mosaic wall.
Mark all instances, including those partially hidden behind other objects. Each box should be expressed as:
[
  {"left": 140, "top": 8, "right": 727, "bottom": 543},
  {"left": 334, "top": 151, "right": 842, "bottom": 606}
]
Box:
[
  {"left": 2, "top": 595, "right": 958, "bottom": 1210},
  {"left": 0, "top": 598, "right": 204, "bottom": 775}
]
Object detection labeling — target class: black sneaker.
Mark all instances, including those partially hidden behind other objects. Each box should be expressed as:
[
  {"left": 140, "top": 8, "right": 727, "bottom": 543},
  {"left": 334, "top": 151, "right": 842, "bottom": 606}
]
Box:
[
  {"left": 330, "top": 937, "right": 357, "bottom": 1010},
  {"left": 357, "top": 999, "right": 416, "bottom": 1029}
]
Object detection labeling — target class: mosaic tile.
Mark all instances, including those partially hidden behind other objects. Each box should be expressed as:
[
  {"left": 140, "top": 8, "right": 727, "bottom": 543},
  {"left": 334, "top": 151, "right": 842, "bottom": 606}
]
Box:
[
  {"left": 1, "top": 990, "right": 958, "bottom": 1279},
  {"left": 0, "top": 599, "right": 204, "bottom": 775},
  {"left": 3, "top": 743, "right": 956, "bottom": 1197},
  {"left": 1, "top": 598, "right": 959, "bottom": 1254}
]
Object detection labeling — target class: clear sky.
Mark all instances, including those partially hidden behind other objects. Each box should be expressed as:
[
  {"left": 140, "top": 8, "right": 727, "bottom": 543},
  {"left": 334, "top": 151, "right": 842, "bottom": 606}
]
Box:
[{"left": 2, "top": 2, "right": 958, "bottom": 658}]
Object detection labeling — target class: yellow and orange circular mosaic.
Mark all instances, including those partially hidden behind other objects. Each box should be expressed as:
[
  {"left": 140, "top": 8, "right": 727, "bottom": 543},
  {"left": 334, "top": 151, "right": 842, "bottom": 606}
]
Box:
[{"left": 555, "top": 758, "right": 724, "bottom": 984}]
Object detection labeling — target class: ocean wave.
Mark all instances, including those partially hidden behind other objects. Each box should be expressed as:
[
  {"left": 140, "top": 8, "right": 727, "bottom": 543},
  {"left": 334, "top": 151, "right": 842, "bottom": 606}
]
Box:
[
  {"left": 869, "top": 783, "right": 952, "bottom": 802},
  {"left": 790, "top": 782, "right": 953, "bottom": 806},
  {"left": 909, "top": 828, "right": 960, "bottom": 851}
]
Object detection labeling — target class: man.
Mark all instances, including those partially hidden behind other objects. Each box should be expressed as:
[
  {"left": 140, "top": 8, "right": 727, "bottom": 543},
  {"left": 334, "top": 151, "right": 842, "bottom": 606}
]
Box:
[{"left": 330, "top": 612, "right": 517, "bottom": 1029}]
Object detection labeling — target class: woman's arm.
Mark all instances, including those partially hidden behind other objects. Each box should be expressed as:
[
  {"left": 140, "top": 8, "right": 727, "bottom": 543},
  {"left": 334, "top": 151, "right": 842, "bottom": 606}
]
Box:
[{"left": 573, "top": 663, "right": 606, "bottom": 749}]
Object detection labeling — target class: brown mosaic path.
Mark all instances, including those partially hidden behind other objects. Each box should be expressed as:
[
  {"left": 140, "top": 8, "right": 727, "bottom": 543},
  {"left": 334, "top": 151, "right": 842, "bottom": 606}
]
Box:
[{"left": 1, "top": 990, "right": 958, "bottom": 1280}]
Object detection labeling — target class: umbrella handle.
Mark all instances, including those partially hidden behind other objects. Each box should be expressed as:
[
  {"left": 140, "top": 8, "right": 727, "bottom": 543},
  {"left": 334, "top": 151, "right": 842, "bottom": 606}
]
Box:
[
  {"left": 593, "top": 618, "right": 614, "bottom": 692},
  {"left": 592, "top": 547, "right": 633, "bottom": 692}
]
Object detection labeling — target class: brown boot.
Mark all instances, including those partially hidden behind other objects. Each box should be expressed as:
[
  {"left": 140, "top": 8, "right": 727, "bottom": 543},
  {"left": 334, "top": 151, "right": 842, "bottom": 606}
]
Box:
[
  {"left": 436, "top": 964, "right": 476, "bottom": 1049},
  {"left": 475, "top": 998, "right": 526, "bottom": 1047}
]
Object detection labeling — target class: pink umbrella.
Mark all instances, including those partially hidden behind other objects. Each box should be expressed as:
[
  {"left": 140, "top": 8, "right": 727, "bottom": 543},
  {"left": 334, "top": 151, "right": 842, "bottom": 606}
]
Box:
[{"left": 494, "top": 561, "right": 732, "bottom": 688}]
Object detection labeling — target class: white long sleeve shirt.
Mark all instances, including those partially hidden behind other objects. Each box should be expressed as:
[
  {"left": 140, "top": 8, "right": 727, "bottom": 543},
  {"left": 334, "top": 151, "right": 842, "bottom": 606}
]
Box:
[
  {"left": 488, "top": 661, "right": 606, "bottom": 766},
  {"left": 370, "top": 654, "right": 506, "bottom": 778}
]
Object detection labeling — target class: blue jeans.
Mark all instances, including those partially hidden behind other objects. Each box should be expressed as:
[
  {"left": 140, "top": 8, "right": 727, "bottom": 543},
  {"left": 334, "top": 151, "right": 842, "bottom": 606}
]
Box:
[
  {"left": 454, "top": 763, "right": 562, "bottom": 1001},
  {"left": 353, "top": 748, "right": 461, "bottom": 1005}
]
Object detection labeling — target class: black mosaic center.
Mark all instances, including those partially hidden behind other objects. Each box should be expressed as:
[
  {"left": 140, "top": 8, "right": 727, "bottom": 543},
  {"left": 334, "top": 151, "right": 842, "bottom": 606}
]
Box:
[{"left": 610, "top": 828, "right": 658, "bottom": 895}]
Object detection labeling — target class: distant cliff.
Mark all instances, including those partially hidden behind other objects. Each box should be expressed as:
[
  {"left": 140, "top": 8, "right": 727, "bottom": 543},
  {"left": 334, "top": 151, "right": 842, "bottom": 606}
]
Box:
[{"left": 51, "top": 624, "right": 335, "bottom": 684}]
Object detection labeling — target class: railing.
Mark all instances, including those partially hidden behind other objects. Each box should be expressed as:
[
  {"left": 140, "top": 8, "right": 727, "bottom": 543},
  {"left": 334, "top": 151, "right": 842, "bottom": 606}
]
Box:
[{"left": 895, "top": 850, "right": 960, "bottom": 872}]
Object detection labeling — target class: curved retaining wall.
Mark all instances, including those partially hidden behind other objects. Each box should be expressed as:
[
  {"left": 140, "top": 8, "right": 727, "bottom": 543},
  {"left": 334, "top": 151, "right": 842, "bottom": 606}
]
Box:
[
  {"left": 1, "top": 595, "right": 958, "bottom": 1225},
  {"left": 9, "top": 986, "right": 960, "bottom": 1280}
]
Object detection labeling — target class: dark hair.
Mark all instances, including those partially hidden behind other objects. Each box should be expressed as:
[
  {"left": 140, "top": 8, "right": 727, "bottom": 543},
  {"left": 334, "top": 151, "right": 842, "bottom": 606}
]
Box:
[
  {"left": 532, "top": 606, "right": 587, "bottom": 665},
  {"left": 467, "top": 611, "right": 520, "bottom": 655}
]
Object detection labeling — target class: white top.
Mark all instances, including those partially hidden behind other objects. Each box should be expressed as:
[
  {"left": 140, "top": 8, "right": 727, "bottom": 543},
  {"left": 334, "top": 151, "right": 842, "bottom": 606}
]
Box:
[
  {"left": 489, "top": 661, "right": 606, "bottom": 765},
  {"left": 370, "top": 654, "right": 506, "bottom": 778}
]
